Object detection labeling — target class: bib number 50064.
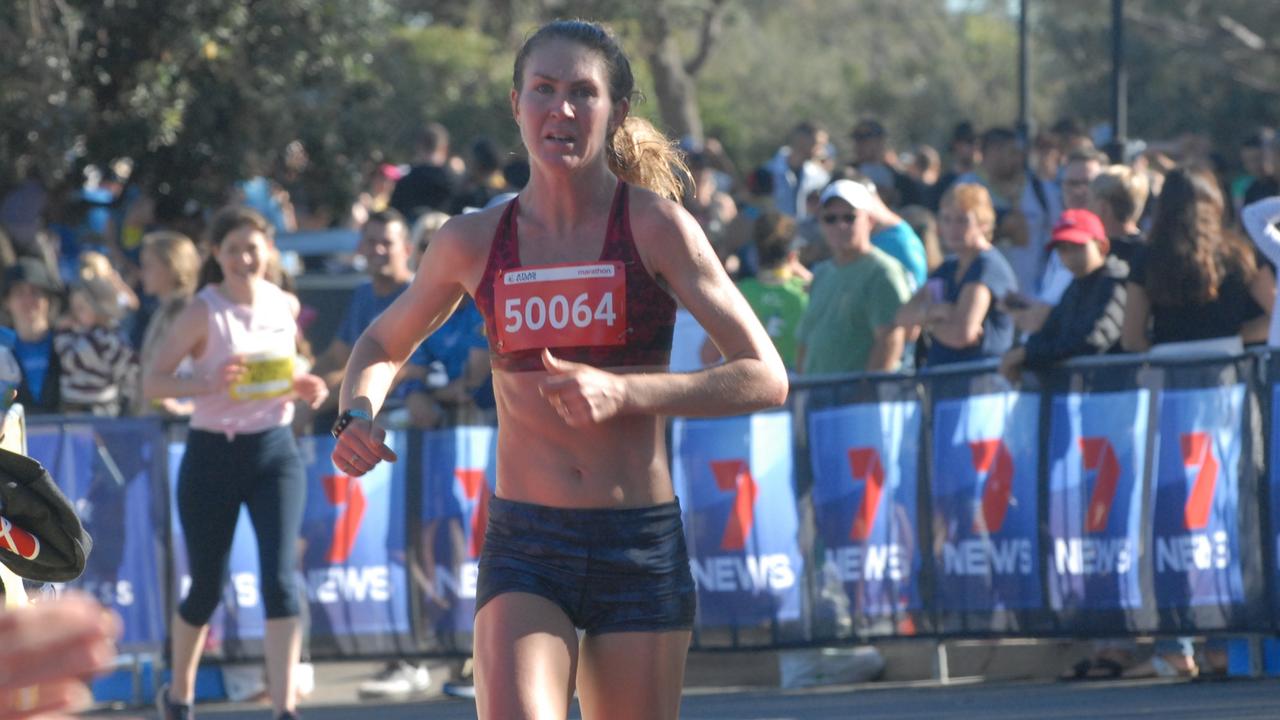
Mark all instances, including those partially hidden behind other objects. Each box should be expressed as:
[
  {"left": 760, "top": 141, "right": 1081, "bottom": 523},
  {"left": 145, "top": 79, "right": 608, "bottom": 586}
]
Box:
[{"left": 504, "top": 292, "right": 616, "bottom": 333}]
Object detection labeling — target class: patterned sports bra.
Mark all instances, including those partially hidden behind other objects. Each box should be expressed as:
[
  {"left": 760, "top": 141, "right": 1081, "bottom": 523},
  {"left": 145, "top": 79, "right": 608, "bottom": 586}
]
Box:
[{"left": 474, "top": 182, "right": 676, "bottom": 372}]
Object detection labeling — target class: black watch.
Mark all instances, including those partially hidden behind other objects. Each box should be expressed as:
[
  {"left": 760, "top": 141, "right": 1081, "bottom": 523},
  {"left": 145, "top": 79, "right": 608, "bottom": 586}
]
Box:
[{"left": 331, "top": 409, "right": 373, "bottom": 439}]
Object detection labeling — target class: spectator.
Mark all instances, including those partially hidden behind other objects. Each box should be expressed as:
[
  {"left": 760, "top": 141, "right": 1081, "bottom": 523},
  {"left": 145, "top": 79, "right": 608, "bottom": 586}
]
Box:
[
  {"left": 931, "top": 121, "right": 981, "bottom": 209},
  {"left": 389, "top": 122, "right": 460, "bottom": 224},
  {"left": 904, "top": 144, "right": 942, "bottom": 191},
  {"left": 409, "top": 211, "right": 452, "bottom": 271},
  {"left": 959, "top": 127, "right": 1061, "bottom": 300},
  {"left": 861, "top": 179, "right": 929, "bottom": 289},
  {"left": 1089, "top": 164, "right": 1150, "bottom": 268},
  {"left": 1232, "top": 130, "right": 1273, "bottom": 213},
  {"left": 54, "top": 277, "right": 136, "bottom": 416},
  {"left": 795, "top": 180, "right": 912, "bottom": 374},
  {"left": 683, "top": 151, "right": 738, "bottom": 254},
  {"left": 1031, "top": 131, "right": 1064, "bottom": 185},
  {"left": 900, "top": 205, "right": 944, "bottom": 274},
  {"left": 1037, "top": 148, "right": 1109, "bottom": 308},
  {"left": 768, "top": 121, "right": 831, "bottom": 221},
  {"left": 999, "top": 209, "right": 1128, "bottom": 382},
  {"left": 849, "top": 118, "right": 921, "bottom": 208},
  {"left": 145, "top": 206, "right": 327, "bottom": 720},
  {"left": 136, "top": 231, "right": 202, "bottom": 417},
  {"left": 1240, "top": 194, "right": 1280, "bottom": 345},
  {"left": 311, "top": 210, "right": 425, "bottom": 428},
  {"left": 452, "top": 137, "right": 509, "bottom": 214},
  {"left": 3, "top": 258, "right": 62, "bottom": 414},
  {"left": 894, "top": 183, "right": 1017, "bottom": 366},
  {"left": 1122, "top": 168, "right": 1273, "bottom": 352},
  {"left": 702, "top": 211, "right": 809, "bottom": 371},
  {"left": 349, "top": 162, "right": 403, "bottom": 229},
  {"left": 1060, "top": 149, "right": 1106, "bottom": 212}
]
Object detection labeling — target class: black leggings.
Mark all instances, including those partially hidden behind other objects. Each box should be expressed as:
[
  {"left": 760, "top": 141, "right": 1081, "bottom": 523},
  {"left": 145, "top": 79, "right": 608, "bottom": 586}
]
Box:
[{"left": 176, "top": 426, "right": 305, "bottom": 625}]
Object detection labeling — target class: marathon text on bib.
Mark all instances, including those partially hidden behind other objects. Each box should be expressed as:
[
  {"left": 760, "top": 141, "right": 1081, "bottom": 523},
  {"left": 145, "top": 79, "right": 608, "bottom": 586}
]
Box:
[{"left": 494, "top": 262, "right": 626, "bottom": 352}]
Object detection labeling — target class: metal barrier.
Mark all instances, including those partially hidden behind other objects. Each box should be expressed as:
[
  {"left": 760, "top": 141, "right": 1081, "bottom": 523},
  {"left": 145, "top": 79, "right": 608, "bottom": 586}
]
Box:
[{"left": 22, "top": 347, "right": 1279, "bottom": 660}]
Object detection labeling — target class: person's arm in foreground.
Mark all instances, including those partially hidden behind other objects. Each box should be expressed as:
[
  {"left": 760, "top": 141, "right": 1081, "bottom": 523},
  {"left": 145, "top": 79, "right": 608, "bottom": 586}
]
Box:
[{"left": 0, "top": 593, "right": 120, "bottom": 719}]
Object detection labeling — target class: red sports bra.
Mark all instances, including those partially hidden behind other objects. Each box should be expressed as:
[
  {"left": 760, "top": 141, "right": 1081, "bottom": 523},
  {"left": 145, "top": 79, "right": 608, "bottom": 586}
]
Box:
[{"left": 474, "top": 182, "right": 676, "bottom": 373}]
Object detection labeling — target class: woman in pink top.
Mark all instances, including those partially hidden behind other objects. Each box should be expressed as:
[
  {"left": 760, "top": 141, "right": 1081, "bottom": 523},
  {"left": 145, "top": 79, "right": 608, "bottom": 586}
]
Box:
[
  {"left": 144, "top": 207, "right": 327, "bottom": 720},
  {"left": 331, "top": 19, "right": 787, "bottom": 720}
]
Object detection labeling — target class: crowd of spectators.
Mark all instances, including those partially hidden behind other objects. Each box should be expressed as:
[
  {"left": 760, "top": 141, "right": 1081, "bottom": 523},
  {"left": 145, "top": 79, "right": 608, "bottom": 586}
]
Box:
[
  {"left": 4, "top": 111, "right": 1280, "bottom": 693},
  {"left": 2, "top": 117, "right": 1280, "bottom": 427}
]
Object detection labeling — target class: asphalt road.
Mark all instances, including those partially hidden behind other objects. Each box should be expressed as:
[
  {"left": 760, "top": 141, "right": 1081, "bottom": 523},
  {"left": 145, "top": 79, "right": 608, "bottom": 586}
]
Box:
[{"left": 94, "top": 677, "right": 1280, "bottom": 720}]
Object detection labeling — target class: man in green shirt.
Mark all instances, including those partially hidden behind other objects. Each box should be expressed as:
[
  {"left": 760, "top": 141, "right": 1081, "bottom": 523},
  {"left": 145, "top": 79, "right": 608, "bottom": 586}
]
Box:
[{"left": 796, "top": 179, "right": 913, "bottom": 374}]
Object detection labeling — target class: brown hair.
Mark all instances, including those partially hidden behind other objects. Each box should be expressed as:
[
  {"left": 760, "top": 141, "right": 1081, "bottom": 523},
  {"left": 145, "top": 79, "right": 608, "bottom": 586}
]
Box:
[
  {"left": 199, "top": 206, "right": 273, "bottom": 289},
  {"left": 940, "top": 183, "right": 997, "bottom": 242},
  {"left": 752, "top": 211, "right": 796, "bottom": 270},
  {"left": 513, "top": 19, "right": 690, "bottom": 201},
  {"left": 142, "top": 230, "right": 201, "bottom": 297},
  {"left": 1145, "top": 167, "right": 1254, "bottom": 306}
]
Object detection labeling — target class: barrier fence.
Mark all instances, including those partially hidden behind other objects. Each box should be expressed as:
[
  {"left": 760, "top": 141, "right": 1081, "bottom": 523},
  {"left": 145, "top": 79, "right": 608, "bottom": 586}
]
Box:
[{"left": 24, "top": 348, "right": 1279, "bottom": 660}]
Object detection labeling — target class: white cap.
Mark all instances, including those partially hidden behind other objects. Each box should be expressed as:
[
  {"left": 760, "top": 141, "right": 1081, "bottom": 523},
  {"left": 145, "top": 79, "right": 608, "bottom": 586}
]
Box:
[{"left": 818, "top": 179, "right": 876, "bottom": 211}]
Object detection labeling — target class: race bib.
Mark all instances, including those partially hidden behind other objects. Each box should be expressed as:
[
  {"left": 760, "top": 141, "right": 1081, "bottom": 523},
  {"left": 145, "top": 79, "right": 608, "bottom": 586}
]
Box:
[
  {"left": 230, "top": 352, "right": 295, "bottom": 401},
  {"left": 493, "top": 262, "right": 626, "bottom": 352}
]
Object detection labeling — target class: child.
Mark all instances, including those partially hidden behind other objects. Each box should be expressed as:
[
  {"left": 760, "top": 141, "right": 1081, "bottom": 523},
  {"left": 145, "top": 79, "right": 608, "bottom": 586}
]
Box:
[{"left": 54, "top": 277, "right": 137, "bottom": 416}]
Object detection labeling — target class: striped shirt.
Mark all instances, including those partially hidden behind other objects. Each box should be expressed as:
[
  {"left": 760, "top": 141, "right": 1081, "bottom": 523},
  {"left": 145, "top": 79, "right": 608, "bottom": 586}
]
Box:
[{"left": 54, "top": 326, "right": 137, "bottom": 416}]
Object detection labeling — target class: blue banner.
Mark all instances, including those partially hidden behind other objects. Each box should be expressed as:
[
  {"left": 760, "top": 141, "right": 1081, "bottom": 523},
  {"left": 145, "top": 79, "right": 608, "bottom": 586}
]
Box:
[
  {"left": 1152, "top": 385, "right": 1246, "bottom": 609},
  {"left": 1273, "top": 383, "right": 1280, "bottom": 617},
  {"left": 809, "top": 401, "right": 921, "bottom": 623},
  {"left": 673, "top": 412, "right": 802, "bottom": 628},
  {"left": 419, "top": 426, "right": 497, "bottom": 635},
  {"left": 931, "top": 392, "right": 1041, "bottom": 612},
  {"left": 1046, "top": 390, "right": 1148, "bottom": 611},
  {"left": 297, "top": 433, "right": 411, "bottom": 643},
  {"left": 27, "top": 420, "right": 165, "bottom": 649}
]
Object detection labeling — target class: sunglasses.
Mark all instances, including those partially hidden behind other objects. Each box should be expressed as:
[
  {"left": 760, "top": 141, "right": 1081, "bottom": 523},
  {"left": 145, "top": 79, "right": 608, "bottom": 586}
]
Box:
[{"left": 821, "top": 212, "right": 858, "bottom": 225}]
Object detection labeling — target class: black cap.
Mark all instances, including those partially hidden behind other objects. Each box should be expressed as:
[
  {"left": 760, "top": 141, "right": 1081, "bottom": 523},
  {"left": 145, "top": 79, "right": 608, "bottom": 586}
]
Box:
[
  {"left": 3, "top": 258, "right": 61, "bottom": 297},
  {"left": 0, "top": 447, "right": 92, "bottom": 582}
]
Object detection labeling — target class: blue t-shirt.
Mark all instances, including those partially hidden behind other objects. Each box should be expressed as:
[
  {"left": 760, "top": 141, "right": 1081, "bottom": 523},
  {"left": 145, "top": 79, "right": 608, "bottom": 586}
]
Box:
[
  {"left": 14, "top": 333, "right": 52, "bottom": 400},
  {"left": 872, "top": 221, "right": 928, "bottom": 290},
  {"left": 926, "top": 248, "right": 1017, "bottom": 366},
  {"left": 337, "top": 282, "right": 410, "bottom": 347},
  {"left": 408, "top": 298, "right": 492, "bottom": 408}
]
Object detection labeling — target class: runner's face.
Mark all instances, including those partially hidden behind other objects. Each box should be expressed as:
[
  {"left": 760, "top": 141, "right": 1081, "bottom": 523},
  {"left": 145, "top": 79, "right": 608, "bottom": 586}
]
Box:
[
  {"left": 512, "top": 40, "right": 626, "bottom": 174},
  {"left": 216, "top": 226, "right": 270, "bottom": 281}
]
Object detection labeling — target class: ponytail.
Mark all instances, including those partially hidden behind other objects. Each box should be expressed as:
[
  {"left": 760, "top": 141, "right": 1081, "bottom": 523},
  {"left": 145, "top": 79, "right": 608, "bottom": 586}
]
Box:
[
  {"left": 196, "top": 255, "right": 223, "bottom": 290},
  {"left": 607, "top": 116, "right": 691, "bottom": 203}
]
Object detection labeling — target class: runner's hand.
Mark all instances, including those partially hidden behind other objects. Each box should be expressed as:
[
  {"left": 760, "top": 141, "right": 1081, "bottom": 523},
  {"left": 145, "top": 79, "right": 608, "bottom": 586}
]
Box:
[
  {"left": 292, "top": 373, "right": 329, "bottom": 409},
  {"left": 205, "top": 355, "right": 246, "bottom": 395},
  {"left": 538, "top": 349, "right": 626, "bottom": 427},
  {"left": 331, "top": 415, "right": 398, "bottom": 477}
]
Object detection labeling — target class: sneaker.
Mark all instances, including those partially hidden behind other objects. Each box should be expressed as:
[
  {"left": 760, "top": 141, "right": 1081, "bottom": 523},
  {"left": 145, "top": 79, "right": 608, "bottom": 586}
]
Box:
[
  {"left": 356, "top": 661, "right": 430, "bottom": 699},
  {"left": 155, "top": 684, "right": 193, "bottom": 720},
  {"left": 442, "top": 658, "right": 475, "bottom": 699},
  {"left": 275, "top": 712, "right": 301, "bottom": 720}
]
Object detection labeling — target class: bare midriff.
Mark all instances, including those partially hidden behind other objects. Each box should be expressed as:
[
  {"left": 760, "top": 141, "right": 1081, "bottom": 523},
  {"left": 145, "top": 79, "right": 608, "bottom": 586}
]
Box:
[{"left": 490, "top": 363, "right": 673, "bottom": 509}]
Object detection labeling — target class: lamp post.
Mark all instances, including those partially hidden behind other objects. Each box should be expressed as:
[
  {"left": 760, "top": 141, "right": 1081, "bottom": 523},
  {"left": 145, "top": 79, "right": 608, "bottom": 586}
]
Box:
[
  {"left": 1108, "top": 0, "right": 1128, "bottom": 163},
  {"left": 1017, "top": 0, "right": 1031, "bottom": 148}
]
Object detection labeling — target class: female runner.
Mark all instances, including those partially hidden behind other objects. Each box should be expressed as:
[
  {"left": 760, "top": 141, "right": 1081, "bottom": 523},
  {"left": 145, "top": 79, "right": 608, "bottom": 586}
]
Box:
[{"left": 332, "top": 20, "right": 787, "bottom": 720}]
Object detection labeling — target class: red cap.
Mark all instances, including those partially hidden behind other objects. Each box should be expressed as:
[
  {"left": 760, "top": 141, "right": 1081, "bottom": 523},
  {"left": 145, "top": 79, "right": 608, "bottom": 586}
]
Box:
[{"left": 1050, "top": 209, "right": 1108, "bottom": 254}]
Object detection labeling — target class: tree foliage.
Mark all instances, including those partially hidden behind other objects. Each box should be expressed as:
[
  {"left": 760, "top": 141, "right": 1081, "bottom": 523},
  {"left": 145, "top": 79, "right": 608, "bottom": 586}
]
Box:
[{"left": 1, "top": 0, "right": 1275, "bottom": 220}]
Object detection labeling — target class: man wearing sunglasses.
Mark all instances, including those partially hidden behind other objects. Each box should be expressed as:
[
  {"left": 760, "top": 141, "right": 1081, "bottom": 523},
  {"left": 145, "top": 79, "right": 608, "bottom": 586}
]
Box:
[{"left": 795, "top": 180, "right": 914, "bottom": 375}]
